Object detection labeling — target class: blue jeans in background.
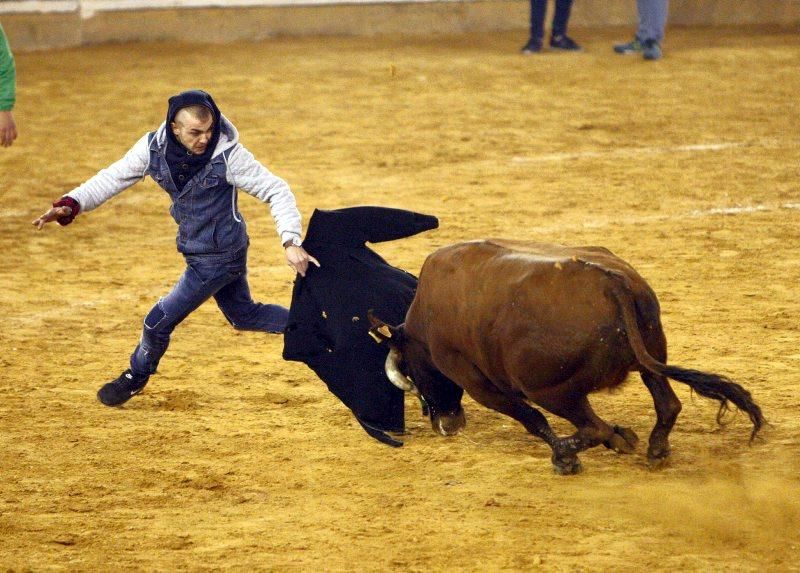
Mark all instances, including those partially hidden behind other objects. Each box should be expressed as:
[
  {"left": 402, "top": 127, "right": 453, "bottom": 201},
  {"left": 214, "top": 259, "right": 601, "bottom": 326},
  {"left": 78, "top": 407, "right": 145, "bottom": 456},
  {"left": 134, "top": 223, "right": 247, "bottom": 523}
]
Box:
[
  {"left": 129, "top": 249, "right": 288, "bottom": 380},
  {"left": 637, "top": 0, "right": 669, "bottom": 42}
]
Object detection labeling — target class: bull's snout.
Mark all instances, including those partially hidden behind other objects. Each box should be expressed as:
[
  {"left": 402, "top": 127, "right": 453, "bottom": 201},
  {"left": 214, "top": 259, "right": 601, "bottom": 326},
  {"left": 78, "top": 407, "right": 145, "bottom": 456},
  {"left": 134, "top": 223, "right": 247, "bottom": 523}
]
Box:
[{"left": 431, "top": 407, "right": 466, "bottom": 436}]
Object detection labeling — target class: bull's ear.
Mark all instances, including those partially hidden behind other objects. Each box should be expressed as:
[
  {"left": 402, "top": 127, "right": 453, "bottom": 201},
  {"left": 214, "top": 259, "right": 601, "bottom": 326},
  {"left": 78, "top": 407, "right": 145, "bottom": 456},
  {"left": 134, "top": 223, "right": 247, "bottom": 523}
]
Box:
[{"left": 366, "top": 309, "right": 397, "bottom": 344}]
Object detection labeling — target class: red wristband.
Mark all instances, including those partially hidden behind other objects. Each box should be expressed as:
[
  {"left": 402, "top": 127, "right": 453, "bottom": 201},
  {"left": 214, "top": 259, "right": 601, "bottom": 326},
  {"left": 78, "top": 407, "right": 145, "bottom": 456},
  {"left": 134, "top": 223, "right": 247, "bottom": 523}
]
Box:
[{"left": 53, "top": 196, "right": 81, "bottom": 226}]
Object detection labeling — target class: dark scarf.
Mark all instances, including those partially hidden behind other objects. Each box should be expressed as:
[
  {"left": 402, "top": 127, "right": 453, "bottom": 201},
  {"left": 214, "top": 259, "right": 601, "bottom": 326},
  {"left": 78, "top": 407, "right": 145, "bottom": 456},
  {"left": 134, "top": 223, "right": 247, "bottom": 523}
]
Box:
[{"left": 165, "top": 90, "right": 222, "bottom": 191}]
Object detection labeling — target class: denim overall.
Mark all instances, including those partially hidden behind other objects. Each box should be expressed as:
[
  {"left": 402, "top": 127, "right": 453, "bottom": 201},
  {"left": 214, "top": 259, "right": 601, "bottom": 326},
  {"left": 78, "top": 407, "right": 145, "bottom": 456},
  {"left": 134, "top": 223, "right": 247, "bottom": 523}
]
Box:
[{"left": 128, "top": 133, "right": 289, "bottom": 380}]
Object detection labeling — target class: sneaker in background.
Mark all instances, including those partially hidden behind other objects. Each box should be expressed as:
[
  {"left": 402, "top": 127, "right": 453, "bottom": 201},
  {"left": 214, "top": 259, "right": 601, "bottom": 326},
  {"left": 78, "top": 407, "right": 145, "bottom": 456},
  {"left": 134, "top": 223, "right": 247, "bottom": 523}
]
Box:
[
  {"left": 613, "top": 37, "right": 643, "bottom": 54},
  {"left": 642, "top": 39, "right": 663, "bottom": 60},
  {"left": 550, "top": 35, "right": 582, "bottom": 51},
  {"left": 520, "top": 38, "right": 543, "bottom": 54}
]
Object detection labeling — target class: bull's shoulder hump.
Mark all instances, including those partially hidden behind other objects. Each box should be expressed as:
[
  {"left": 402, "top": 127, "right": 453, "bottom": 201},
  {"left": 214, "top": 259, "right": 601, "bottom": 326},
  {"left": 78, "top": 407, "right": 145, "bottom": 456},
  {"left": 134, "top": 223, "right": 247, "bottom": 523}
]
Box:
[
  {"left": 476, "top": 239, "right": 609, "bottom": 262},
  {"left": 434, "top": 239, "right": 570, "bottom": 256},
  {"left": 425, "top": 241, "right": 577, "bottom": 271},
  {"left": 427, "top": 240, "right": 641, "bottom": 276},
  {"left": 485, "top": 240, "right": 635, "bottom": 267}
]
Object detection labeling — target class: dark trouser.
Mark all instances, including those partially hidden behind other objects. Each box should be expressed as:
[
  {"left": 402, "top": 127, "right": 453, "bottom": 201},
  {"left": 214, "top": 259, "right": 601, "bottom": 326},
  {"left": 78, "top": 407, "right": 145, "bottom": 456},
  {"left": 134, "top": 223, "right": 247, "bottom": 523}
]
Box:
[
  {"left": 530, "top": 0, "right": 574, "bottom": 40},
  {"left": 129, "top": 249, "right": 288, "bottom": 379}
]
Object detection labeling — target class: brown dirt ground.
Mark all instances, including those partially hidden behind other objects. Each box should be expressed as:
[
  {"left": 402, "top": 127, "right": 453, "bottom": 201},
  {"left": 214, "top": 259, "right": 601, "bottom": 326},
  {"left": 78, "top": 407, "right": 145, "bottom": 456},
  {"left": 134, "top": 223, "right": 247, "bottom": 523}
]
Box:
[{"left": 1, "top": 25, "right": 799, "bottom": 572}]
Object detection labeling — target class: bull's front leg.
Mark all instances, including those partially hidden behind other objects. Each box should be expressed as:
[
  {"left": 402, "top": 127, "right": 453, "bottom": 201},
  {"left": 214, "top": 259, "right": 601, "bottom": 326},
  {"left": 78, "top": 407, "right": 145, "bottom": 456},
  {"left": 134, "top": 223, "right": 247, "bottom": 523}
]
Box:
[
  {"left": 486, "top": 390, "right": 585, "bottom": 475},
  {"left": 534, "top": 391, "right": 639, "bottom": 459},
  {"left": 432, "top": 349, "right": 582, "bottom": 475}
]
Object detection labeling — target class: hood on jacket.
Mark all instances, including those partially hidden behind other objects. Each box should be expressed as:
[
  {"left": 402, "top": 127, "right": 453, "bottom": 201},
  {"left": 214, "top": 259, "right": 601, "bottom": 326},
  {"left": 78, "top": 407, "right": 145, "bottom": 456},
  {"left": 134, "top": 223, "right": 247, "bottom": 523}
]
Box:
[
  {"left": 166, "top": 89, "right": 222, "bottom": 156},
  {"left": 154, "top": 98, "right": 239, "bottom": 160},
  {"left": 163, "top": 90, "right": 231, "bottom": 190}
]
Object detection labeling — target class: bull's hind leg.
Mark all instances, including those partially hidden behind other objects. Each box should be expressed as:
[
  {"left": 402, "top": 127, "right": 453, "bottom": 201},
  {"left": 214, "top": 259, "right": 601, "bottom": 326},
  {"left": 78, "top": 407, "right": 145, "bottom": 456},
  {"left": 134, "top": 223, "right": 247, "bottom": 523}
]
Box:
[
  {"left": 641, "top": 371, "right": 682, "bottom": 467},
  {"left": 432, "top": 349, "right": 581, "bottom": 475}
]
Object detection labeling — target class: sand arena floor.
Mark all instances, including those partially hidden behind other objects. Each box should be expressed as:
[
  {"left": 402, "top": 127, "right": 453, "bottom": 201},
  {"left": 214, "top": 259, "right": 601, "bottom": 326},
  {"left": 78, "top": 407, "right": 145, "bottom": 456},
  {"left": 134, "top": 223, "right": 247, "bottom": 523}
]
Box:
[{"left": 1, "top": 26, "right": 799, "bottom": 571}]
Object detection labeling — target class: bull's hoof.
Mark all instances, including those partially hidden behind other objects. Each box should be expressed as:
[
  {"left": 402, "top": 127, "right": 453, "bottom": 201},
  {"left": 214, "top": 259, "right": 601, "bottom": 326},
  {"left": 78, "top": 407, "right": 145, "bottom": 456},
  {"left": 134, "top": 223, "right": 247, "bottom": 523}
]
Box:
[
  {"left": 552, "top": 455, "right": 583, "bottom": 475},
  {"left": 647, "top": 455, "right": 671, "bottom": 470},
  {"left": 646, "top": 444, "right": 671, "bottom": 469},
  {"left": 604, "top": 425, "right": 639, "bottom": 454}
]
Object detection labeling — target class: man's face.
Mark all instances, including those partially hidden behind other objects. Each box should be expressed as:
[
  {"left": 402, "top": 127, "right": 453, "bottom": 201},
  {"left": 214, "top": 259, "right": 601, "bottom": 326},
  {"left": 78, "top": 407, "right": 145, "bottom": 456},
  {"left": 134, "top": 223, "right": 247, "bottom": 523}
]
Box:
[{"left": 170, "top": 110, "right": 214, "bottom": 155}]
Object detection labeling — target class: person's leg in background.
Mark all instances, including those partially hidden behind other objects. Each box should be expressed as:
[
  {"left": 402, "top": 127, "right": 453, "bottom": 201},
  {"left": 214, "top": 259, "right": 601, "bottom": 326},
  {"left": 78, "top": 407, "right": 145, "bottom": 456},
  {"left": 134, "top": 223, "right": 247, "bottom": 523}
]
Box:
[
  {"left": 521, "top": 0, "right": 547, "bottom": 53},
  {"left": 614, "top": 0, "right": 669, "bottom": 59},
  {"left": 637, "top": 0, "right": 669, "bottom": 59},
  {"left": 550, "top": 0, "right": 582, "bottom": 51}
]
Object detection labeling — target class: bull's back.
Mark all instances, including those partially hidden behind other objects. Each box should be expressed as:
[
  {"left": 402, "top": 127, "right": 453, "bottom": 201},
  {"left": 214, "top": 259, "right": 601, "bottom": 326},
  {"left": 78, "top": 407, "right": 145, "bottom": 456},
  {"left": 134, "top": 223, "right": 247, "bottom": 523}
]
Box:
[
  {"left": 409, "top": 239, "right": 623, "bottom": 337},
  {"left": 406, "top": 240, "right": 656, "bottom": 391}
]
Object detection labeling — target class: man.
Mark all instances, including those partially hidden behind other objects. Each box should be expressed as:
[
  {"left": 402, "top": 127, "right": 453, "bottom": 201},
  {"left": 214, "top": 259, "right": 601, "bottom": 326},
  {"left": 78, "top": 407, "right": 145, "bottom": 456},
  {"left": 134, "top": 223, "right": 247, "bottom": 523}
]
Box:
[
  {"left": 521, "top": 0, "right": 581, "bottom": 54},
  {"left": 282, "top": 206, "right": 438, "bottom": 447},
  {"left": 0, "top": 23, "right": 18, "bottom": 147},
  {"left": 613, "top": 0, "right": 669, "bottom": 60},
  {"left": 33, "top": 89, "right": 317, "bottom": 406}
]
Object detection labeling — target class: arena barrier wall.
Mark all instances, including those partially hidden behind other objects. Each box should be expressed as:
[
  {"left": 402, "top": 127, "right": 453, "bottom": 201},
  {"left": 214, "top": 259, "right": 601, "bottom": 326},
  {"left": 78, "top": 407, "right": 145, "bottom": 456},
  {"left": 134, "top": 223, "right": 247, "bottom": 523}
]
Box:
[{"left": 2, "top": 0, "right": 800, "bottom": 51}]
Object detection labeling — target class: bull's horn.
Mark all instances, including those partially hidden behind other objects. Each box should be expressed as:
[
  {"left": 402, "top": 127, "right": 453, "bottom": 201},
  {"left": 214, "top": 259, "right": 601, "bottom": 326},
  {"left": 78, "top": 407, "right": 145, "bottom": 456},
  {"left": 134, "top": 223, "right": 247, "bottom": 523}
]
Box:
[{"left": 384, "top": 348, "right": 416, "bottom": 393}]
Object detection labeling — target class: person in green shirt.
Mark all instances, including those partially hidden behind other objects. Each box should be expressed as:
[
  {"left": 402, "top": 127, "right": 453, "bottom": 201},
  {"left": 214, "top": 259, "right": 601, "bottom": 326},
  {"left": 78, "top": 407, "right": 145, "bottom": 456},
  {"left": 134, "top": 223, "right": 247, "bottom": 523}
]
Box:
[{"left": 1, "top": 23, "right": 18, "bottom": 147}]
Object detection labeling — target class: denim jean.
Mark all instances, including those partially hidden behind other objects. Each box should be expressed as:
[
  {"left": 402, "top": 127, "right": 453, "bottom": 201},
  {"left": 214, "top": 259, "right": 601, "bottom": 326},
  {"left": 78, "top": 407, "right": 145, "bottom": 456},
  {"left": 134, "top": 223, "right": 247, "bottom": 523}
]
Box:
[
  {"left": 129, "top": 249, "right": 288, "bottom": 379},
  {"left": 637, "top": 0, "right": 669, "bottom": 42}
]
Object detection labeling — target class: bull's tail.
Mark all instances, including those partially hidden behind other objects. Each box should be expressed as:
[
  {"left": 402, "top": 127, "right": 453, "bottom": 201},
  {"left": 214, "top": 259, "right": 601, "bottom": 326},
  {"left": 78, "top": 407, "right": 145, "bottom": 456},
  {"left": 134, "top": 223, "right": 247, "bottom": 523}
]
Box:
[{"left": 608, "top": 278, "right": 764, "bottom": 442}]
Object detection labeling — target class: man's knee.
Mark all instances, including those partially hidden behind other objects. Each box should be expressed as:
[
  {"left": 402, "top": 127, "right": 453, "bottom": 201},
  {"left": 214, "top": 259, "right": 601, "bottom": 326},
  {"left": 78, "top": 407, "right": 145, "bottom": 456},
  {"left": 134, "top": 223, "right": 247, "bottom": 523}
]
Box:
[
  {"left": 143, "top": 301, "right": 175, "bottom": 343},
  {"left": 144, "top": 301, "right": 167, "bottom": 329}
]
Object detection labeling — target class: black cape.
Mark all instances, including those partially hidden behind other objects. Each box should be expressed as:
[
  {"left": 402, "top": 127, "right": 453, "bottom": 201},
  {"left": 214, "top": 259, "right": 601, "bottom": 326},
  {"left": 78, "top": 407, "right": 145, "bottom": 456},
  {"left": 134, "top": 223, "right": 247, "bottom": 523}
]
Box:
[{"left": 282, "top": 206, "right": 439, "bottom": 447}]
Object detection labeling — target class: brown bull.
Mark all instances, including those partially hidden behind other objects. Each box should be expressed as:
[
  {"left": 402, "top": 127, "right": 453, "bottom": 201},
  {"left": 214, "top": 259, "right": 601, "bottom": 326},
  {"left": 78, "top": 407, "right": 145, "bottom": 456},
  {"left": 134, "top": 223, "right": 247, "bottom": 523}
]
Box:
[{"left": 368, "top": 239, "right": 764, "bottom": 474}]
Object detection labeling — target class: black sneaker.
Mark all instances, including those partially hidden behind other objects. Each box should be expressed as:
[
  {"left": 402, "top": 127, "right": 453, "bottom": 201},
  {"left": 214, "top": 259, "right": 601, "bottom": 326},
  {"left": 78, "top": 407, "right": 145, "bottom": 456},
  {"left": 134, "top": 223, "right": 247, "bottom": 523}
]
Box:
[
  {"left": 97, "top": 369, "right": 149, "bottom": 406},
  {"left": 520, "top": 38, "right": 543, "bottom": 54},
  {"left": 550, "top": 35, "right": 582, "bottom": 51}
]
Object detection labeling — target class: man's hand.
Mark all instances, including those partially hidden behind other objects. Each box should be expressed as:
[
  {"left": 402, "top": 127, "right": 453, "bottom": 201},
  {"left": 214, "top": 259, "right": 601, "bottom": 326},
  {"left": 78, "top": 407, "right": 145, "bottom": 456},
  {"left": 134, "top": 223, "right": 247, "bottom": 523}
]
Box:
[
  {"left": 0, "top": 111, "right": 17, "bottom": 147},
  {"left": 32, "top": 205, "right": 72, "bottom": 230},
  {"left": 285, "top": 245, "right": 320, "bottom": 277}
]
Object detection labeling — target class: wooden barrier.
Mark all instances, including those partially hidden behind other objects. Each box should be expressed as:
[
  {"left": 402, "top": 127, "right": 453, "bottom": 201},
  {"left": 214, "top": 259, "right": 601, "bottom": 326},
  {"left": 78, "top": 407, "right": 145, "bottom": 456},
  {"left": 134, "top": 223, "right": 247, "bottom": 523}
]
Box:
[{"left": 2, "top": 0, "right": 799, "bottom": 51}]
